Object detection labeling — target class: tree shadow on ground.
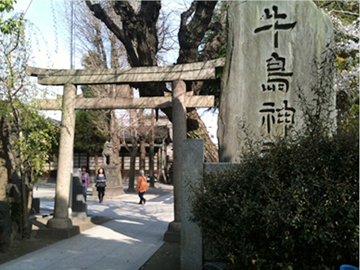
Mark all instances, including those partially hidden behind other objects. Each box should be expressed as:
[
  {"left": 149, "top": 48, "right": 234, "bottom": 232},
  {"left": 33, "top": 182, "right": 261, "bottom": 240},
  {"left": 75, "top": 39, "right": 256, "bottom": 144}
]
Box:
[{"left": 0, "top": 215, "right": 113, "bottom": 265}]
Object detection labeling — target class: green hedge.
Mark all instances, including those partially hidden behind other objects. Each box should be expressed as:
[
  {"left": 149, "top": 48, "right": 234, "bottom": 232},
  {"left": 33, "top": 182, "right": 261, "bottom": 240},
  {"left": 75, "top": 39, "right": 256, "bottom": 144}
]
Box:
[{"left": 191, "top": 128, "right": 359, "bottom": 270}]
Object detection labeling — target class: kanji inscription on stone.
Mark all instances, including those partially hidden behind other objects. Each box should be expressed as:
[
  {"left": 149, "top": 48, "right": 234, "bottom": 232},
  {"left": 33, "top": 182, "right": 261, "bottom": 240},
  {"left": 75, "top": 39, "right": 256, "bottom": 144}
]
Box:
[{"left": 254, "top": 5, "right": 297, "bottom": 48}]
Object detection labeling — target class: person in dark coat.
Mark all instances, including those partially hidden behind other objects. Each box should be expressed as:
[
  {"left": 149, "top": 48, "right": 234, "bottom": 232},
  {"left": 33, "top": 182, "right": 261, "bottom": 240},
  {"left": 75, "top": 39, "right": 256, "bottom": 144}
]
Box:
[{"left": 95, "top": 167, "right": 107, "bottom": 203}]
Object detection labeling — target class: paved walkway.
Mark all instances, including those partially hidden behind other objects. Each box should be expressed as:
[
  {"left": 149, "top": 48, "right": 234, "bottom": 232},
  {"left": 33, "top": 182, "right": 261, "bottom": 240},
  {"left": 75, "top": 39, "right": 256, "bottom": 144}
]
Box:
[{"left": 0, "top": 183, "right": 174, "bottom": 270}]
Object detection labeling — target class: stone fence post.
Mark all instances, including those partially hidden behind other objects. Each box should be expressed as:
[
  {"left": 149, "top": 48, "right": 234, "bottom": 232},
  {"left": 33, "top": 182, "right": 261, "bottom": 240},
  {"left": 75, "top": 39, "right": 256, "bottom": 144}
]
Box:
[{"left": 181, "top": 139, "right": 204, "bottom": 270}]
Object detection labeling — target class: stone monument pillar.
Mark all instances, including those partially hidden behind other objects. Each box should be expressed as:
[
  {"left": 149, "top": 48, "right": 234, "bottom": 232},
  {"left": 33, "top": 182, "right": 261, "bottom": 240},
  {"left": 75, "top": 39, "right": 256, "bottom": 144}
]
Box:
[
  {"left": 47, "top": 83, "right": 76, "bottom": 229},
  {"left": 218, "top": 0, "right": 335, "bottom": 162}
]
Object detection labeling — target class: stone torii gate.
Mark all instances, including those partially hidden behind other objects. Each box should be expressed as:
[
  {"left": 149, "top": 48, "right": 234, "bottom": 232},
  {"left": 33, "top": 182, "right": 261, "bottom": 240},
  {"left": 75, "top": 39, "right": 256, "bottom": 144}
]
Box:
[{"left": 28, "top": 58, "right": 224, "bottom": 238}]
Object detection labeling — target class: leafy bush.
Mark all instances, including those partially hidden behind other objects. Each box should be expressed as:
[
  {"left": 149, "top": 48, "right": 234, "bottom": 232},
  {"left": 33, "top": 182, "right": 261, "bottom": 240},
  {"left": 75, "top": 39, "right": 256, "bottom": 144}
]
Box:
[{"left": 191, "top": 127, "right": 359, "bottom": 269}]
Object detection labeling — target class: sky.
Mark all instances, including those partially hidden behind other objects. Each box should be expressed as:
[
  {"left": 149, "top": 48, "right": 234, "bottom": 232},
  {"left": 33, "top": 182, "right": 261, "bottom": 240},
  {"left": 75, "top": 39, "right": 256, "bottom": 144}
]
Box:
[{"left": 14, "top": 0, "right": 219, "bottom": 145}]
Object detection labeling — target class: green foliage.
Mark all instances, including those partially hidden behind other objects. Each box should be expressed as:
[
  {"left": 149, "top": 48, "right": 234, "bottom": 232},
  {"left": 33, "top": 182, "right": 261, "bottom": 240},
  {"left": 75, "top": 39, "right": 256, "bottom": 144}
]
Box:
[
  {"left": 0, "top": 0, "right": 15, "bottom": 12},
  {"left": 15, "top": 103, "right": 59, "bottom": 175},
  {"left": 73, "top": 86, "right": 110, "bottom": 154},
  {"left": 1, "top": 99, "right": 59, "bottom": 178},
  {"left": 0, "top": 0, "right": 58, "bottom": 177},
  {"left": 341, "top": 95, "right": 359, "bottom": 130},
  {"left": 0, "top": 0, "right": 23, "bottom": 35},
  {"left": 0, "top": 1, "right": 27, "bottom": 102},
  {"left": 0, "top": 3, "right": 58, "bottom": 177},
  {"left": 192, "top": 124, "right": 359, "bottom": 269},
  {"left": 74, "top": 110, "right": 108, "bottom": 153},
  {"left": 337, "top": 90, "right": 359, "bottom": 131},
  {"left": 0, "top": 0, "right": 59, "bottom": 239}
]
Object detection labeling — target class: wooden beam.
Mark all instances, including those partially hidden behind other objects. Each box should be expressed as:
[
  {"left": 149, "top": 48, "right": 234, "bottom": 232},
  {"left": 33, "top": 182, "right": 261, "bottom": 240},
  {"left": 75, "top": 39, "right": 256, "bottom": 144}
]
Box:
[
  {"left": 37, "top": 96, "right": 215, "bottom": 110},
  {"left": 27, "top": 58, "right": 225, "bottom": 86}
]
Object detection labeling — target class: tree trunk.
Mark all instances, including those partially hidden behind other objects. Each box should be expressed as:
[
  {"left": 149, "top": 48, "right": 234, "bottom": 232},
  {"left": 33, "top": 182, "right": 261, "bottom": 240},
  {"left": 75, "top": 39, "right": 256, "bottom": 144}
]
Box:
[
  {"left": 20, "top": 173, "right": 29, "bottom": 238},
  {"left": 26, "top": 171, "right": 34, "bottom": 237},
  {"left": 125, "top": 106, "right": 138, "bottom": 192},
  {"left": 27, "top": 171, "right": 34, "bottom": 213},
  {"left": 138, "top": 108, "right": 146, "bottom": 171},
  {"left": 128, "top": 144, "right": 137, "bottom": 193},
  {"left": 109, "top": 33, "right": 122, "bottom": 168},
  {"left": 149, "top": 109, "right": 155, "bottom": 187},
  {"left": 139, "top": 138, "right": 146, "bottom": 170},
  {"left": 149, "top": 144, "right": 155, "bottom": 187},
  {"left": 109, "top": 109, "right": 120, "bottom": 166},
  {"left": 95, "top": 154, "right": 99, "bottom": 174}
]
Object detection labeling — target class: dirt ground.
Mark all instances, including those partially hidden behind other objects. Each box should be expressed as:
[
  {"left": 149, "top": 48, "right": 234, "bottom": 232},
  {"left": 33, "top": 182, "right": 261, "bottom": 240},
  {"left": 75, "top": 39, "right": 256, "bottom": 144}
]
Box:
[
  {"left": 139, "top": 242, "right": 180, "bottom": 270},
  {"left": 0, "top": 215, "right": 113, "bottom": 265}
]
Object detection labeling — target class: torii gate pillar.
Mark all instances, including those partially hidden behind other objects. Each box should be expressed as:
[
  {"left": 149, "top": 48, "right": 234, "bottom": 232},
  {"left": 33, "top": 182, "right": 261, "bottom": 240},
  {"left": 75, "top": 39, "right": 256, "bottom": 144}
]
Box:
[
  {"left": 47, "top": 83, "right": 76, "bottom": 230},
  {"left": 164, "top": 80, "right": 187, "bottom": 241}
]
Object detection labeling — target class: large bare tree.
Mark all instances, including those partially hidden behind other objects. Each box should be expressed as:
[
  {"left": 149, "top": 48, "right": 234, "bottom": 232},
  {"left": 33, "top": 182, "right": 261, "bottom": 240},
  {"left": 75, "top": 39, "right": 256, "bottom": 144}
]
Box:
[
  {"left": 63, "top": 1, "right": 131, "bottom": 169},
  {"left": 85, "top": 0, "right": 227, "bottom": 162}
]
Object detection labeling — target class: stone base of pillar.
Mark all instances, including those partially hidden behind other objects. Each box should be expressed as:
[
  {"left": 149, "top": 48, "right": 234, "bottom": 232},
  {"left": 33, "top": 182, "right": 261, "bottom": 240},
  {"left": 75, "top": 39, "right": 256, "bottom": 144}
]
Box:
[
  {"left": 33, "top": 226, "right": 80, "bottom": 240},
  {"left": 164, "top": 221, "right": 181, "bottom": 242},
  {"left": 46, "top": 217, "right": 73, "bottom": 229}
]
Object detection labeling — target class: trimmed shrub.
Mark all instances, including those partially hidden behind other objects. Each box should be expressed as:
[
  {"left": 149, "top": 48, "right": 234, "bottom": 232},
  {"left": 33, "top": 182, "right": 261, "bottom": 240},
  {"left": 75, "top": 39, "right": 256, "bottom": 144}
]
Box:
[{"left": 191, "top": 128, "right": 359, "bottom": 269}]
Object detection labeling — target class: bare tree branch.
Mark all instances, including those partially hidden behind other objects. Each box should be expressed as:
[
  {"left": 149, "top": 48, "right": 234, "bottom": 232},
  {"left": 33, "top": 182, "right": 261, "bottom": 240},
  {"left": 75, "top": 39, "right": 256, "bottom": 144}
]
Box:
[
  {"left": 85, "top": 0, "right": 139, "bottom": 66},
  {"left": 178, "top": 1, "right": 218, "bottom": 64}
]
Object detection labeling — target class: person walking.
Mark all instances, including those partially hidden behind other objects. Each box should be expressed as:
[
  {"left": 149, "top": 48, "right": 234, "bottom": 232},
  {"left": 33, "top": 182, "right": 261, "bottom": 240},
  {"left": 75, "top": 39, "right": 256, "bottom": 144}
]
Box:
[
  {"left": 136, "top": 170, "right": 148, "bottom": 205},
  {"left": 95, "top": 167, "right": 107, "bottom": 203},
  {"left": 81, "top": 166, "right": 90, "bottom": 202}
]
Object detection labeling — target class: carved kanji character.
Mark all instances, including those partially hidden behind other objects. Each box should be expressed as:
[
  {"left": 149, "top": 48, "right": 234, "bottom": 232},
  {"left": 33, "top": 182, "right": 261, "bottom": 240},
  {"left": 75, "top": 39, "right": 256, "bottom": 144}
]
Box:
[
  {"left": 262, "top": 52, "right": 293, "bottom": 93},
  {"left": 254, "top": 5, "right": 297, "bottom": 48},
  {"left": 260, "top": 102, "right": 276, "bottom": 134},
  {"left": 276, "top": 100, "right": 296, "bottom": 136}
]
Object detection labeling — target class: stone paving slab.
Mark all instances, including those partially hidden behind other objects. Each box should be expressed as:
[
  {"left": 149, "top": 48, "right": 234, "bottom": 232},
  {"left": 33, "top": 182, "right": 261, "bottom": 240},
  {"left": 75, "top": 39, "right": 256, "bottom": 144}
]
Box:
[{"left": 0, "top": 184, "right": 174, "bottom": 270}]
